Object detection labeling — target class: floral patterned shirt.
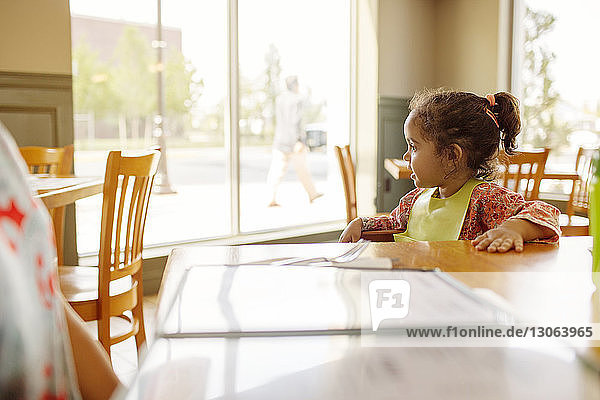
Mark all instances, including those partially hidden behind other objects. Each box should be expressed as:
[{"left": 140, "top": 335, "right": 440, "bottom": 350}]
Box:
[
  {"left": 0, "top": 123, "right": 81, "bottom": 399},
  {"left": 362, "top": 182, "right": 561, "bottom": 242}
]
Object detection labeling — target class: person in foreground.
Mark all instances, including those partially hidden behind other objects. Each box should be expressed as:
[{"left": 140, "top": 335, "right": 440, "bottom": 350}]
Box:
[
  {"left": 0, "top": 124, "right": 120, "bottom": 399},
  {"left": 339, "top": 89, "right": 560, "bottom": 252}
]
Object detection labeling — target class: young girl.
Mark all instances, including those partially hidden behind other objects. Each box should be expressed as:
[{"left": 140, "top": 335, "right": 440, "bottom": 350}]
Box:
[{"left": 339, "top": 89, "right": 560, "bottom": 253}]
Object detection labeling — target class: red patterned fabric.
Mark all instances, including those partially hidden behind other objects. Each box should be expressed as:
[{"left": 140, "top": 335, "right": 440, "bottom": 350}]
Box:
[{"left": 362, "top": 182, "right": 561, "bottom": 242}]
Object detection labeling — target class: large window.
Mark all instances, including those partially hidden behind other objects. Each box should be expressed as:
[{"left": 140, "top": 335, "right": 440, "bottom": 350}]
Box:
[
  {"left": 70, "top": 1, "right": 350, "bottom": 255},
  {"left": 238, "top": 0, "right": 349, "bottom": 232},
  {"left": 513, "top": 0, "right": 599, "bottom": 179}
]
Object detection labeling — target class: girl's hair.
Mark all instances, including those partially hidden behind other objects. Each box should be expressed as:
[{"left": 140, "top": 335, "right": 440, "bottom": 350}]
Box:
[{"left": 408, "top": 88, "right": 521, "bottom": 180}]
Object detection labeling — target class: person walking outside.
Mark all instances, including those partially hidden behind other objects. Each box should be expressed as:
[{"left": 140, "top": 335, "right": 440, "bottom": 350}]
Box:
[{"left": 267, "top": 75, "right": 322, "bottom": 207}]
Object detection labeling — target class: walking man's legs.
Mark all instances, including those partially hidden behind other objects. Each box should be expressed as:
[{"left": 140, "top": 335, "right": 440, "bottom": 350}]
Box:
[
  {"left": 290, "top": 143, "right": 322, "bottom": 202},
  {"left": 266, "top": 148, "right": 289, "bottom": 206}
]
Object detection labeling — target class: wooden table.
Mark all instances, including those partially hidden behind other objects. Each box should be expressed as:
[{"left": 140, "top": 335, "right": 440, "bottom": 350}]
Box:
[
  {"left": 157, "top": 238, "right": 598, "bottom": 328},
  {"left": 384, "top": 158, "right": 411, "bottom": 179},
  {"left": 30, "top": 175, "right": 103, "bottom": 209},
  {"left": 126, "top": 238, "right": 600, "bottom": 399},
  {"left": 30, "top": 175, "right": 103, "bottom": 264}
]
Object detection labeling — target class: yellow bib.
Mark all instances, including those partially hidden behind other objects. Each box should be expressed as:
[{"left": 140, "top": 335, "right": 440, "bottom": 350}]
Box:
[{"left": 394, "top": 178, "right": 484, "bottom": 242}]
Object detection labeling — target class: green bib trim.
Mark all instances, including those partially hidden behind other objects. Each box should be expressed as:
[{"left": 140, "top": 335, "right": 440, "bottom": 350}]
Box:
[{"left": 394, "top": 178, "right": 484, "bottom": 242}]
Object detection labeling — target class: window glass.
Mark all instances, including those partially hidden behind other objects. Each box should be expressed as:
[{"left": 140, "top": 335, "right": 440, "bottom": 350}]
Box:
[
  {"left": 71, "top": 0, "right": 228, "bottom": 254},
  {"left": 238, "top": 0, "right": 350, "bottom": 232},
  {"left": 515, "top": 0, "right": 599, "bottom": 187}
]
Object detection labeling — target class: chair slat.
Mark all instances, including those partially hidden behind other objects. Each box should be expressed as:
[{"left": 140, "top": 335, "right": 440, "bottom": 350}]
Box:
[
  {"left": 124, "top": 178, "right": 143, "bottom": 265},
  {"left": 133, "top": 177, "right": 149, "bottom": 256},
  {"left": 498, "top": 148, "right": 549, "bottom": 201},
  {"left": 136, "top": 176, "right": 154, "bottom": 256},
  {"left": 114, "top": 175, "right": 129, "bottom": 270}
]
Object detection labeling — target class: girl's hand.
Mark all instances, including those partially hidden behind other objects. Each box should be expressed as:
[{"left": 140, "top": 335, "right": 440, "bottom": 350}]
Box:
[
  {"left": 339, "top": 218, "right": 363, "bottom": 243},
  {"left": 472, "top": 227, "right": 524, "bottom": 253},
  {"left": 472, "top": 219, "right": 555, "bottom": 253}
]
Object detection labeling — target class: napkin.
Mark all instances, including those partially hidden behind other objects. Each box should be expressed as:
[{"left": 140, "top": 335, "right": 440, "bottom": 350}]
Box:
[{"left": 314, "top": 257, "right": 393, "bottom": 269}]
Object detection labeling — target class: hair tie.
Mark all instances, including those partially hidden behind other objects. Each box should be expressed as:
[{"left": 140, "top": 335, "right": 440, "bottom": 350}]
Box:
[{"left": 484, "top": 94, "right": 499, "bottom": 128}]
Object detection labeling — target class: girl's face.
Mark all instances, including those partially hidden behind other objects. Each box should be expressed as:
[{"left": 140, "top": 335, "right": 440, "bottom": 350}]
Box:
[{"left": 402, "top": 113, "right": 447, "bottom": 188}]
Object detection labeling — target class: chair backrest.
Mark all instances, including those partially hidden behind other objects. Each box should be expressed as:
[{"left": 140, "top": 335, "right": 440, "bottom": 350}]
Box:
[
  {"left": 334, "top": 145, "right": 357, "bottom": 223},
  {"left": 498, "top": 148, "right": 550, "bottom": 201},
  {"left": 19, "top": 144, "right": 74, "bottom": 265},
  {"left": 96, "top": 150, "right": 159, "bottom": 346},
  {"left": 19, "top": 144, "right": 74, "bottom": 175},
  {"left": 567, "top": 147, "right": 597, "bottom": 216}
]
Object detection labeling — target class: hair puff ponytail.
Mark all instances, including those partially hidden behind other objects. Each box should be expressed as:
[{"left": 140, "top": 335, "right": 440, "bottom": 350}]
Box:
[{"left": 493, "top": 92, "right": 521, "bottom": 155}]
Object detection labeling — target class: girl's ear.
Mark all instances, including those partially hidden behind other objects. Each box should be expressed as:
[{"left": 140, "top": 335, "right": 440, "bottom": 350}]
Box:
[{"left": 446, "top": 144, "right": 464, "bottom": 164}]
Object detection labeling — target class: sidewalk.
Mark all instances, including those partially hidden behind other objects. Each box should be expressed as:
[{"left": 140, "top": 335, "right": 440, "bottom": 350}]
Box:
[
  {"left": 74, "top": 146, "right": 346, "bottom": 254},
  {"left": 75, "top": 179, "right": 346, "bottom": 255}
]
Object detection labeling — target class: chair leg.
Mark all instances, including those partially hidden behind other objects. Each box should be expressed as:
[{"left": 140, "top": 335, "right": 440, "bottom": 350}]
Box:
[
  {"left": 50, "top": 206, "right": 66, "bottom": 266},
  {"left": 134, "top": 314, "right": 147, "bottom": 364},
  {"left": 98, "top": 316, "right": 112, "bottom": 361},
  {"left": 133, "top": 275, "right": 147, "bottom": 362}
]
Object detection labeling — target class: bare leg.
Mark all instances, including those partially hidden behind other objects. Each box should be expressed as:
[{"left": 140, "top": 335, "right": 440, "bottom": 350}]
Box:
[
  {"left": 290, "top": 143, "right": 321, "bottom": 201},
  {"left": 266, "top": 149, "right": 290, "bottom": 206}
]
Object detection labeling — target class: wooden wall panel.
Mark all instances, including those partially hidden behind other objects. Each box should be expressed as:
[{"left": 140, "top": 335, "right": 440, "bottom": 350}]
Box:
[
  {"left": 0, "top": 71, "right": 74, "bottom": 147},
  {"left": 0, "top": 107, "right": 57, "bottom": 146},
  {"left": 377, "top": 97, "right": 414, "bottom": 212}
]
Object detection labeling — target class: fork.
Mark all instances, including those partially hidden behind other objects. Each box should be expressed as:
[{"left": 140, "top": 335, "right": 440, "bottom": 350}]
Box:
[{"left": 271, "top": 239, "right": 370, "bottom": 266}]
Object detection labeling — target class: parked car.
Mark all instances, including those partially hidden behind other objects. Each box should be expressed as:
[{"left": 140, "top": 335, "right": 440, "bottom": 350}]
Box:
[{"left": 304, "top": 123, "right": 327, "bottom": 151}]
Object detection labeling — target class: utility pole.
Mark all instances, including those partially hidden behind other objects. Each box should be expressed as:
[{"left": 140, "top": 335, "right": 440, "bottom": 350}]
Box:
[{"left": 153, "top": 0, "right": 176, "bottom": 194}]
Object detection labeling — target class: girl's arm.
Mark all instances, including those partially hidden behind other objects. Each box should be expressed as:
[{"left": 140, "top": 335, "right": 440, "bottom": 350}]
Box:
[
  {"left": 339, "top": 188, "right": 421, "bottom": 242},
  {"left": 362, "top": 188, "right": 422, "bottom": 231},
  {"left": 471, "top": 185, "right": 561, "bottom": 252}
]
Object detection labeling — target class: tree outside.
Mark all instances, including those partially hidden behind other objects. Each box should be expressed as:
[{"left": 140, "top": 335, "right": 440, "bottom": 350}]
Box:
[
  {"left": 72, "top": 40, "right": 115, "bottom": 118},
  {"left": 165, "top": 48, "right": 203, "bottom": 137},
  {"left": 72, "top": 25, "right": 201, "bottom": 149},
  {"left": 74, "top": 29, "right": 325, "bottom": 150},
  {"left": 111, "top": 27, "right": 157, "bottom": 144},
  {"left": 521, "top": 6, "right": 569, "bottom": 150}
]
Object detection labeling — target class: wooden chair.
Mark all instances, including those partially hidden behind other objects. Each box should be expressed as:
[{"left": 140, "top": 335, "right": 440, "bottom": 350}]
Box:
[
  {"left": 334, "top": 145, "right": 357, "bottom": 224},
  {"left": 498, "top": 148, "right": 550, "bottom": 201},
  {"left": 545, "top": 147, "right": 596, "bottom": 236},
  {"left": 20, "top": 145, "right": 74, "bottom": 265},
  {"left": 334, "top": 145, "right": 398, "bottom": 241},
  {"left": 19, "top": 144, "right": 74, "bottom": 175},
  {"left": 59, "top": 150, "right": 160, "bottom": 360}
]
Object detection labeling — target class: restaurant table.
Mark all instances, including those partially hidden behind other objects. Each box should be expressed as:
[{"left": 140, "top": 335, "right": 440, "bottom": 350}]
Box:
[
  {"left": 29, "top": 175, "right": 103, "bottom": 264},
  {"left": 124, "top": 237, "right": 600, "bottom": 399},
  {"left": 30, "top": 175, "right": 103, "bottom": 209},
  {"left": 383, "top": 157, "right": 582, "bottom": 187}
]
